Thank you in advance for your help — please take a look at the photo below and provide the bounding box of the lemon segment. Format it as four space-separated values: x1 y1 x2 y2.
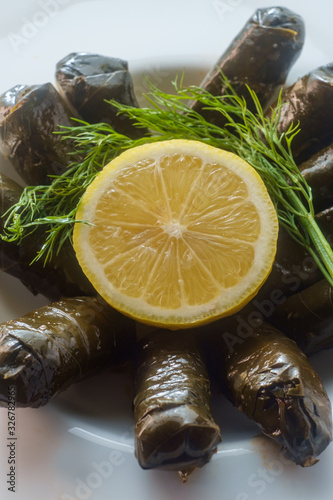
73 139 278 329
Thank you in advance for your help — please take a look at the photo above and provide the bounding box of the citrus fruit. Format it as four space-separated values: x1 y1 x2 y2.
73 139 278 329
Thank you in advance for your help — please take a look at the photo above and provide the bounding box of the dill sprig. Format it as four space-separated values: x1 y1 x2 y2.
2 75 333 285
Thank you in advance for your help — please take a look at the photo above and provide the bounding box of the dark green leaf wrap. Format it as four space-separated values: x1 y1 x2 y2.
255 205 333 302
0 172 95 300
0 83 80 185
271 279 333 354
206 321 332 466
257 225 319 298
133 330 221 473
314 206 333 242
267 63 333 163
0 296 135 408
192 6 304 125
298 143 333 212
55 52 144 138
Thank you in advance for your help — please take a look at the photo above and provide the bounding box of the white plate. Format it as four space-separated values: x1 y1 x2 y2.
1 1 333 499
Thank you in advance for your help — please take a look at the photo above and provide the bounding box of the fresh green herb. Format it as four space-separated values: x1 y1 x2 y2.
2 75 333 286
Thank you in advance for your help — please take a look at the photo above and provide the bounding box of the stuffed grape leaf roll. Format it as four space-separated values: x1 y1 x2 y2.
0 83 80 185
0 172 95 300
314 206 333 240
267 63 333 163
0 296 135 408
298 143 333 212
191 6 304 125
256 203 333 302
133 329 221 475
270 279 333 355
55 52 144 138
205 321 332 466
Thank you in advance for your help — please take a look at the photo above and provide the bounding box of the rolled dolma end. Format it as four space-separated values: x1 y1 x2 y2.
206 321 332 466
192 6 304 123
268 63 333 163
55 52 144 138
133 330 222 474
0 83 80 185
0 297 136 408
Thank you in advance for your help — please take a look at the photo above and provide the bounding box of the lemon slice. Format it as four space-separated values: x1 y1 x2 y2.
73 139 278 329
